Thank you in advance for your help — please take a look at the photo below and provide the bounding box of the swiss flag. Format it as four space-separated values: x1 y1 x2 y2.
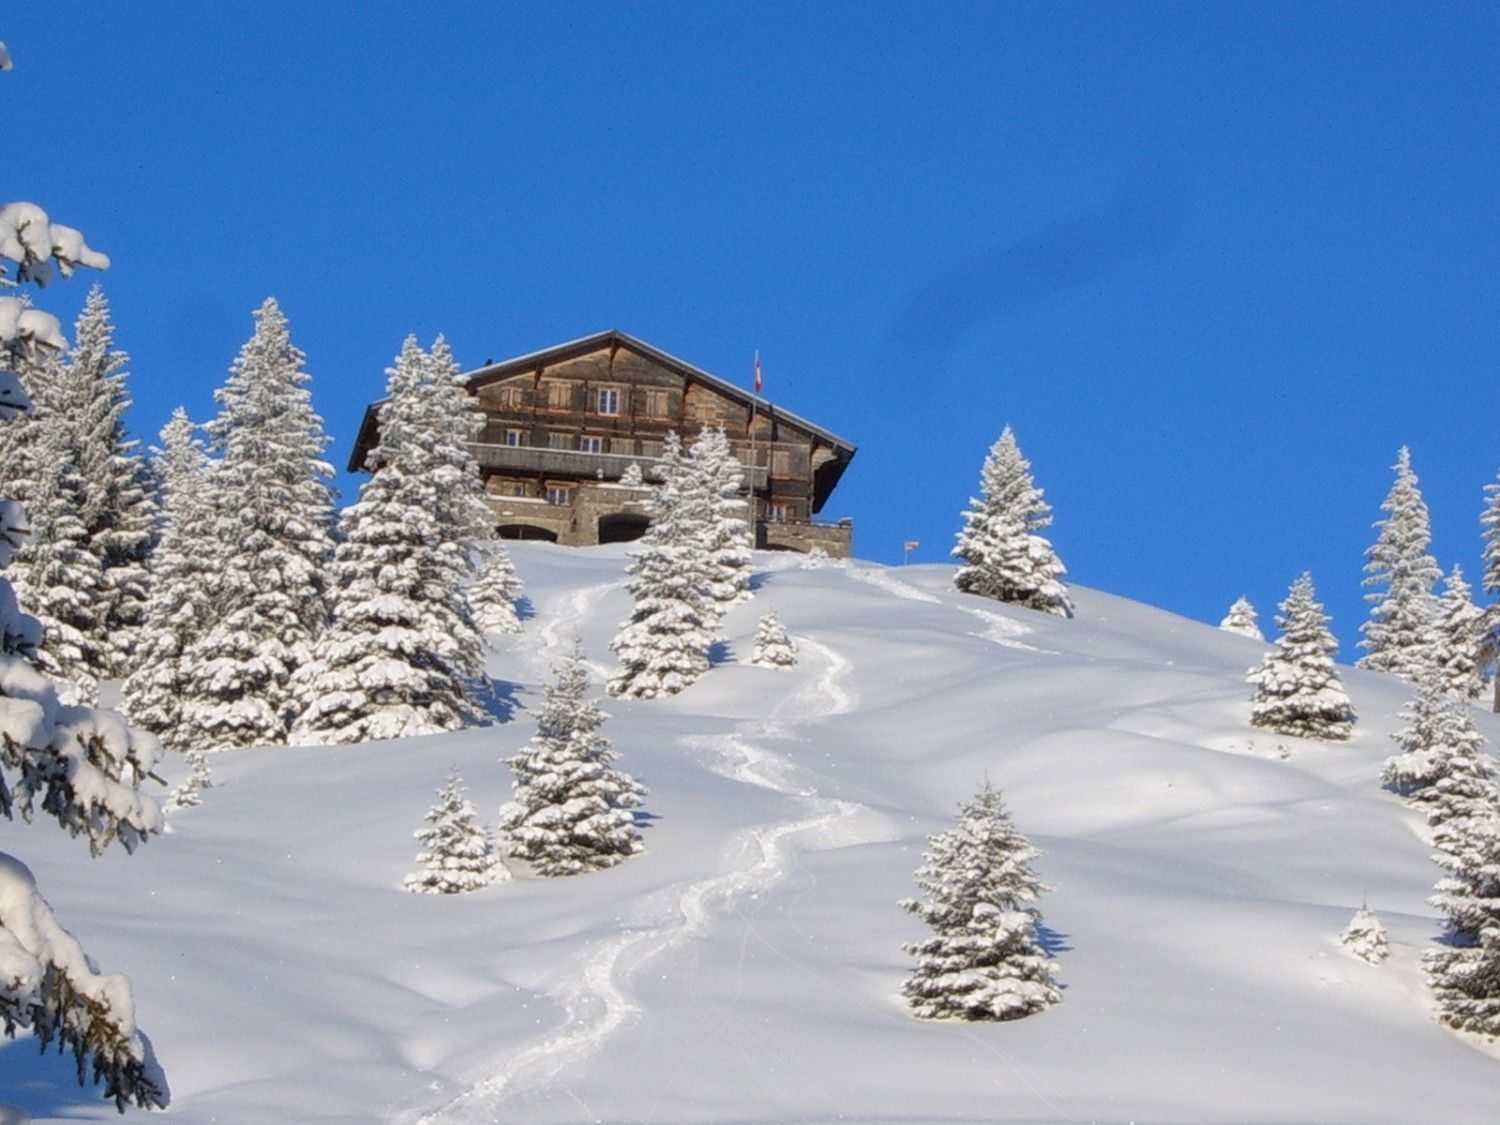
753 351 763 395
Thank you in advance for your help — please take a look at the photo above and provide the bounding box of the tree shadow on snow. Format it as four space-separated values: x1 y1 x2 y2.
481 678 522 724
0 1036 106 1119
513 595 537 621
709 640 735 667
748 571 774 592
1035 922 1073 963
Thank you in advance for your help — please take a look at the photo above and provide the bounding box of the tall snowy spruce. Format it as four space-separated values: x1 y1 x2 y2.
1434 565 1486 701
609 432 717 699
123 411 222 744
405 768 507 894
175 299 338 750
689 427 753 614
468 536 524 636
1479 465 1500 710
1219 596 1264 640
1358 446 1441 681
0 160 168 1108
50 286 156 674
901 780 1060 1021
952 425 1072 617
501 644 645 876
8 387 109 704
290 336 492 744
1422 736 1500 1035
1382 666 1487 800
1247 572 1355 741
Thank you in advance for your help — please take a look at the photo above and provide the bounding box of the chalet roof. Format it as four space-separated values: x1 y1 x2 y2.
465 329 856 456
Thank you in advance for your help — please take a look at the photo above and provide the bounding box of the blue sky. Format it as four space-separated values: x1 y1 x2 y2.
6 3 1498 651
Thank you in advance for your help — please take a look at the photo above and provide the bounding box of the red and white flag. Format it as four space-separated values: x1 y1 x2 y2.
753 351 763 395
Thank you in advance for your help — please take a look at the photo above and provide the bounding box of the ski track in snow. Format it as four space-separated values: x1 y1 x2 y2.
848 565 1050 652
525 578 621 679
405 614 888 1124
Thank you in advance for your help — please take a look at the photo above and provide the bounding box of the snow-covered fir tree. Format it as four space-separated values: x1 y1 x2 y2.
176 298 338 750
1219 596 1264 640
1422 740 1500 1035
122 410 222 745
608 432 717 699
290 336 491 744
1434 564 1486 700
165 749 213 812
952 425 1072 617
405 768 506 894
0 169 168 1110
619 461 644 487
750 608 797 668
689 427 752 613
502 644 645 876
1341 905 1389 964
1383 666 1488 800
901 780 1061 1020
469 536 524 636
1248 572 1355 741
9 395 109 704
50 286 155 674
1479 465 1500 710
1358 447 1441 682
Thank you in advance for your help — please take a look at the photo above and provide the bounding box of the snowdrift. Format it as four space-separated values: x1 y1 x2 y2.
4 543 1498 1123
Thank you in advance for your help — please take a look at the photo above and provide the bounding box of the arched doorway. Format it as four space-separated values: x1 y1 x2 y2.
497 523 559 543
597 512 650 545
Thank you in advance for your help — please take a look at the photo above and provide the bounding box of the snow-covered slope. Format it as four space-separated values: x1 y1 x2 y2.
4 543 1498 1123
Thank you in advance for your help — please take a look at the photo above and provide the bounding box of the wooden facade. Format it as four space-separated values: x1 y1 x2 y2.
348 330 857 555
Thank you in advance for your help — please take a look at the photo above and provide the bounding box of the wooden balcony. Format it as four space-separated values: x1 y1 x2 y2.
467 442 770 489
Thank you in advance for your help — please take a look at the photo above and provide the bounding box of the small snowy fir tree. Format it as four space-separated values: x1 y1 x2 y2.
1358 447 1441 682
290 336 492 744
1219 596 1264 640
502 644 645 876
175 298 338 751
0 168 168 1110
1383 666 1487 801
165 749 212 812
689 427 752 613
800 544 832 569
468 536 524 636
608 432 717 699
901 780 1061 1021
619 461 645 488
1340 905 1389 964
1248 572 1355 741
750 608 797 668
1434 565 1486 700
122 410 222 746
404 768 506 894
952 426 1072 617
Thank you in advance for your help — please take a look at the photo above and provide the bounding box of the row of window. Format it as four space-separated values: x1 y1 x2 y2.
497 429 801 475
500 382 672 418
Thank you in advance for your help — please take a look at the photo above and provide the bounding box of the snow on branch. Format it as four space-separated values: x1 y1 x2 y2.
0 854 168 1110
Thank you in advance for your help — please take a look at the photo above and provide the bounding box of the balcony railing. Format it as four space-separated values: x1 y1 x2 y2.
467 442 769 488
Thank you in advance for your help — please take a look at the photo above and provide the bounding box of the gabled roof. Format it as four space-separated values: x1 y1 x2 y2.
464 329 856 456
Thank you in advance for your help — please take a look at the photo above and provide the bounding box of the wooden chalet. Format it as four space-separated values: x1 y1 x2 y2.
348 330 857 555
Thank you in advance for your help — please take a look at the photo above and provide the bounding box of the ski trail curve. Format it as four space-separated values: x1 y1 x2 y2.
848 565 1053 653
402 624 889 1124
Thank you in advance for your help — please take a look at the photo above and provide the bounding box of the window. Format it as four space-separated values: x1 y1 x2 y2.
503 429 525 446
643 389 669 418
766 502 789 523
596 387 620 415
546 486 573 507
547 432 572 450
545 382 572 409
579 436 602 454
511 483 526 497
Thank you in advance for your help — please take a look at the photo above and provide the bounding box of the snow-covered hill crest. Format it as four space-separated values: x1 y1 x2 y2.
4 542 1498 1124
